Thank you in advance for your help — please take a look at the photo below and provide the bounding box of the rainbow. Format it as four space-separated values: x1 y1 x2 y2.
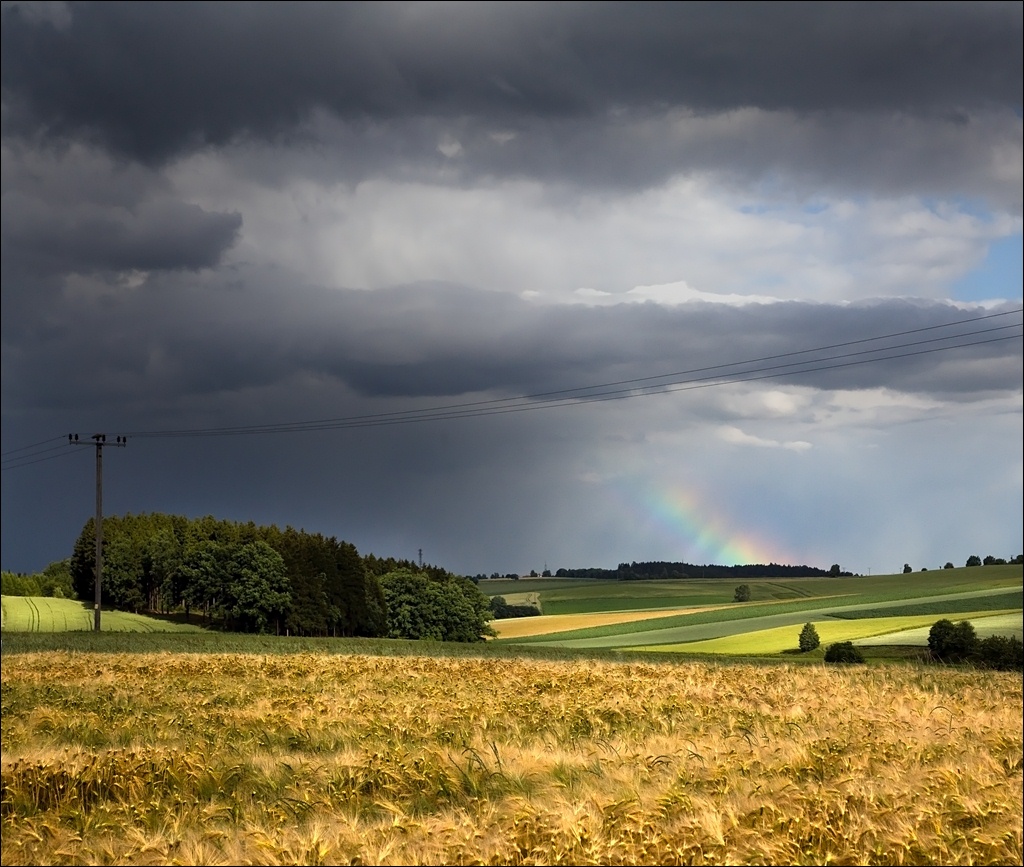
627 482 793 566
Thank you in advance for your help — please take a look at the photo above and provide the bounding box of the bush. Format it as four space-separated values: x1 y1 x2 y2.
928 618 977 663
823 641 864 664
975 635 1024 672
798 622 820 652
489 596 541 619
733 584 751 603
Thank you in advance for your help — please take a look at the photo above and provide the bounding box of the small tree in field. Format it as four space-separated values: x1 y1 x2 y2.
799 622 820 652
733 584 751 602
928 618 977 663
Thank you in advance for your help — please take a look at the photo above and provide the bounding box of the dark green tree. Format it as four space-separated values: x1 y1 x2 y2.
179 539 227 623
798 622 820 652
733 584 751 602
0 571 42 596
928 619 977 663
39 559 74 598
380 569 494 642
221 540 290 633
823 641 864 663
975 635 1023 671
102 533 147 612
965 555 982 567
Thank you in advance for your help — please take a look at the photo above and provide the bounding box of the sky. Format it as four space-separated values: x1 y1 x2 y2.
2 1 1022 579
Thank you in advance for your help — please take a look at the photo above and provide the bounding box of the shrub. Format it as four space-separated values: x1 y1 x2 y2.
798 622 820 652
823 641 864 664
975 635 1024 672
928 618 977 663
733 584 751 603
489 596 541 619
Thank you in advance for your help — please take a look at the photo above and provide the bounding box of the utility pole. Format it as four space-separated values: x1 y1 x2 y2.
69 434 127 631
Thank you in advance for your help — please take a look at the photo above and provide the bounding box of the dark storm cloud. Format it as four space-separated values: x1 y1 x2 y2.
2 194 241 276
2 1 1019 164
0 142 241 327
3 268 1019 418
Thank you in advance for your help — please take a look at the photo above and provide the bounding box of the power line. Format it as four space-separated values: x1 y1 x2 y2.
1 435 67 457
1 441 92 471
2 308 1020 458
122 309 1022 439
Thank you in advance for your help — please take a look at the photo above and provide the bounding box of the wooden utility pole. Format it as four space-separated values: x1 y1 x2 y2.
69 434 127 631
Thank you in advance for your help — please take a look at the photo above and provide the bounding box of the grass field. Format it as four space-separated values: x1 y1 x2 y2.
485 568 1023 617
488 567 1023 654
5 564 1021 661
0 596 205 634
639 610 1023 655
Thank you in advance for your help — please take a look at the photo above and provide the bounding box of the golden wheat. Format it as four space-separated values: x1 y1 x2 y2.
2 651 1021 865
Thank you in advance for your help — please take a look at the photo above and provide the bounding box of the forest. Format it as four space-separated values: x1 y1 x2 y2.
59 512 493 640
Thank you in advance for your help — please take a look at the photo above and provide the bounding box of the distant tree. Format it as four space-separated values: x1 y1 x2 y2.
902 564 912 574
975 635 1024 672
221 540 290 633
943 562 954 570
1012 554 1023 565
965 555 982 567
102 534 147 612
983 555 1007 566
542 569 551 577
928 619 977 663
381 569 495 642
824 641 864 664
798 622 820 652
179 540 226 623
490 595 541 619
828 564 841 577
0 571 42 596
733 584 751 603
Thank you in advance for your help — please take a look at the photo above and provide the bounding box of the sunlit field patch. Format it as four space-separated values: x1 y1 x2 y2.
638 610 1021 655
2 649 1021 865
490 606 720 639
856 611 1023 646
0 595 204 634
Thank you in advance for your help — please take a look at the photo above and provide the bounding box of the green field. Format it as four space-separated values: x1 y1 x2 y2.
1 596 205 634
488 566 1023 655
4 564 1021 660
639 610 1023 655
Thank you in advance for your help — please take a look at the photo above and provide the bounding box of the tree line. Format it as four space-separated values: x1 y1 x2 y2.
555 561 846 580
63 512 493 641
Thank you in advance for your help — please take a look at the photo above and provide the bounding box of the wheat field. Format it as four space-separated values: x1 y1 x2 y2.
2 650 1021 865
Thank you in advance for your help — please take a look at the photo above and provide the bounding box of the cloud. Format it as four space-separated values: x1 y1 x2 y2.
1 143 241 298
1 3 1019 206
2 2 1020 578
719 425 813 451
